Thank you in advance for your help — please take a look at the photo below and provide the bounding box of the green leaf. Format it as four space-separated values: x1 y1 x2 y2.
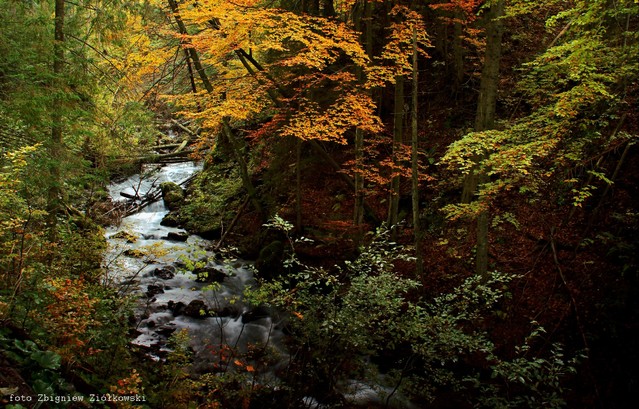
31 379 54 396
31 350 61 370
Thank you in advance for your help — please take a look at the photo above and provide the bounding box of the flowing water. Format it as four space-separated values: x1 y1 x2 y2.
105 162 287 377
105 162 414 407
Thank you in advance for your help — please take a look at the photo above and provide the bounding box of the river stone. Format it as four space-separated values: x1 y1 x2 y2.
193 266 227 283
123 248 145 258
157 325 176 337
165 231 188 242
242 305 270 324
168 301 185 316
146 284 164 297
153 267 175 280
160 212 181 227
160 182 184 211
214 305 242 318
109 230 139 243
183 300 210 318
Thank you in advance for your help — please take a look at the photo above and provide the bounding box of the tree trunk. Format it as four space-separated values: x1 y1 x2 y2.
472 0 505 278
475 1 504 133
388 75 404 238
411 27 423 277
308 0 320 15
353 0 373 229
168 0 262 215
222 119 263 215
184 49 198 94
48 0 66 234
296 138 303 231
167 0 213 93
322 0 336 17
452 10 464 96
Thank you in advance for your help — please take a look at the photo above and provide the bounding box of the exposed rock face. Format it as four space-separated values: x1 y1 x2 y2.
160 181 185 211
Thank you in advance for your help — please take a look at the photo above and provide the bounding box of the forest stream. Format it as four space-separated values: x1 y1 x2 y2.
105 162 288 376
3 1 638 407
103 162 413 408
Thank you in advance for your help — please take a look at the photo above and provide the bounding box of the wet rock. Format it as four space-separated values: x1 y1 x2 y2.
168 301 186 316
165 231 189 242
157 325 176 337
214 305 242 318
124 248 146 258
242 305 270 324
110 230 139 243
121 279 139 286
161 212 181 227
183 300 210 318
160 182 185 211
153 267 175 280
147 320 156 328
128 328 143 337
146 284 164 297
194 266 227 283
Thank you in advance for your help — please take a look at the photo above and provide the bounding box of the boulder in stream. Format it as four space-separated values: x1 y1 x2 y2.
160 181 185 211
165 231 189 242
160 212 181 227
193 266 227 283
168 301 186 316
183 300 210 318
146 284 165 297
152 267 175 280
157 325 177 337
109 230 139 243
242 305 271 324
214 305 242 319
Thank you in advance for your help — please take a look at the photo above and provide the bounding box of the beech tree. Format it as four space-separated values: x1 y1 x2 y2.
469 0 505 277
442 0 638 277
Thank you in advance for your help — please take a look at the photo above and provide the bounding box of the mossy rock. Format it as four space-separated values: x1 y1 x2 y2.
160 182 185 211
160 212 181 227
180 163 244 238
110 230 139 243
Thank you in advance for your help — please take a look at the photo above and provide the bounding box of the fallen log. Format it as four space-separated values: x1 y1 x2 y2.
113 149 194 164
123 170 199 216
120 192 139 200
152 142 182 150
171 119 199 137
